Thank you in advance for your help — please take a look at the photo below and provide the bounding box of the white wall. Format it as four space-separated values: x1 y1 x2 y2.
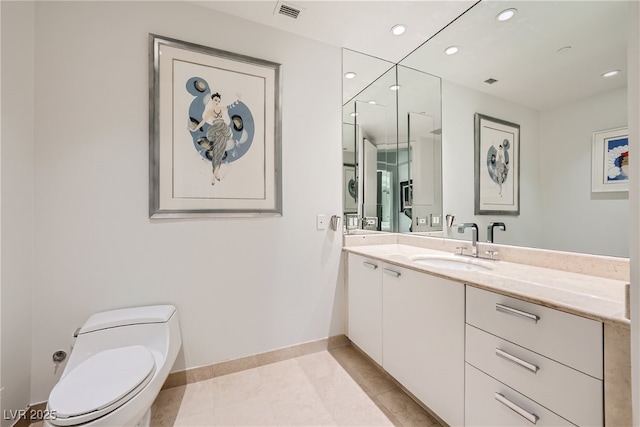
26 1 343 403
442 81 543 247
0 1 35 422
539 88 628 257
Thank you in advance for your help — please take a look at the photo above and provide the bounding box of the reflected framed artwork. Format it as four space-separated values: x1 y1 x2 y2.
474 113 520 216
591 127 628 193
343 164 357 213
149 34 282 218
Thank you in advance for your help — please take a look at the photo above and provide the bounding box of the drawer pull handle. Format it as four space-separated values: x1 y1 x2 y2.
495 348 539 374
363 262 378 270
496 303 540 323
382 268 401 278
495 392 539 425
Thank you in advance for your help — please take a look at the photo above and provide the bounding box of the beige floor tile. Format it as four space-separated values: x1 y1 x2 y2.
151 347 443 427
213 396 277 426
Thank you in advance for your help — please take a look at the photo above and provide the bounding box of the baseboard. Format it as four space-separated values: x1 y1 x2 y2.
162 334 350 390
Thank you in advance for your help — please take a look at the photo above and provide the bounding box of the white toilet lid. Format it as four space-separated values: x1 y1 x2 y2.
48 345 156 426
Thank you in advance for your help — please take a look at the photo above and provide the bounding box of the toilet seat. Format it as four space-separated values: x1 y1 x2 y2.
48 345 156 426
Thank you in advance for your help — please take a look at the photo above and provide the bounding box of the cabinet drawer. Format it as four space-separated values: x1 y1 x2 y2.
466 286 603 379
466 363 575 427
466 325 603 427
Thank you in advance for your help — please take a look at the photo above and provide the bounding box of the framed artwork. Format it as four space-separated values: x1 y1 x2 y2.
343 165 357 213
149 34 282 218
400 180 413 212
474 113 520 216
591 127 629 193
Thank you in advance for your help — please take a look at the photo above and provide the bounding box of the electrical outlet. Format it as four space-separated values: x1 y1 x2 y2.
316 214 327 230
418 218 427 225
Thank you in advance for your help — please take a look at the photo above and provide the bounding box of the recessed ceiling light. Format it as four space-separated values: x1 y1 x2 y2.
602 70 621 78
391 24 406 36
496 8 517 22
389 84 401 91
368 100 377 104
444 46 459 55
344 72 356 79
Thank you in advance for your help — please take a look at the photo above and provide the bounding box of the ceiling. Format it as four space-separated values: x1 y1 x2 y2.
189 1 476 63
192 1 628 113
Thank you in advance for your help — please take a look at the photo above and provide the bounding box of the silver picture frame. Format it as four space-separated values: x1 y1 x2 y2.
149 34 282 218
474 113 520 216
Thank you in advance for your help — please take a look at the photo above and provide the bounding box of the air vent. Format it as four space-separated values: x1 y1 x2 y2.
276 2 301 19
484 78 498 84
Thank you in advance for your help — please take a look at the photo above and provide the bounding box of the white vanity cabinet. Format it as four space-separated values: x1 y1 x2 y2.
347 254 383 364
382 263 465 427
465 286 603 427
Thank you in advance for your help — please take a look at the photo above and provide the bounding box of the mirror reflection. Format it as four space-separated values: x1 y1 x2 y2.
343 0 628 257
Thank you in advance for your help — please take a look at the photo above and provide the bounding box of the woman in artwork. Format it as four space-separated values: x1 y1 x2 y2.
190 92 236 184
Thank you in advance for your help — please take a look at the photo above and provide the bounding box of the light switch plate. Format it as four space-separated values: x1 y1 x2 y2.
316 214 327 230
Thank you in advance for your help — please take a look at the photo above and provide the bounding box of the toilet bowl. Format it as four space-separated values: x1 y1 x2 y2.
43 305 182 427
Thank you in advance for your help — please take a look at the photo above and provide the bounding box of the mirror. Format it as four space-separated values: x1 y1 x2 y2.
342 54 444 233
343 0 629 257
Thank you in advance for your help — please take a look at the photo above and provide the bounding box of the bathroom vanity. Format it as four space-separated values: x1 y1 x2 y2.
343 234 630 427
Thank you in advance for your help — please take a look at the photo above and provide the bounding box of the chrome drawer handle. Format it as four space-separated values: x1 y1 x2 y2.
495 348 539 374
362 262 378 270
382 268 401 278
495 392 539 425
496 303 540 323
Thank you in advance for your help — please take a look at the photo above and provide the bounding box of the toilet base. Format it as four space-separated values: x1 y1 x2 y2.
135 409 151 427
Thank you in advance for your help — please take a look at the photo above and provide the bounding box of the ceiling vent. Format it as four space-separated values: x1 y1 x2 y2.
275 1 302 19
484 78 498 85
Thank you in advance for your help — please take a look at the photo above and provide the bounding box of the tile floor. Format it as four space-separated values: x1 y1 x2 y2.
151 345 443 426
29 345 443 427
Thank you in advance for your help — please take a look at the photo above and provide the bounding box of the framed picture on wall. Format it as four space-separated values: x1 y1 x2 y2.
591 127 629 193
343 164 357 213
474 113 520 215
149 34 282 218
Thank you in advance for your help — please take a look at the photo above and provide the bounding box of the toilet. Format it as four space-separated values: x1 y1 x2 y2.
43 305 182 427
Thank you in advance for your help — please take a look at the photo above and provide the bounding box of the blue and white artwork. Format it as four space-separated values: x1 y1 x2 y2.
605 136 629 182
486 139 511 197
186 77 255 185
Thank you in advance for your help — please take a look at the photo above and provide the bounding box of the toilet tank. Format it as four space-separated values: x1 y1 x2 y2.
79 305 176 334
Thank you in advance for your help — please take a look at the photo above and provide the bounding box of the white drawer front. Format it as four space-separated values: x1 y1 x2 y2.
466 363 576 427
466 286 603 379
466 325 603 427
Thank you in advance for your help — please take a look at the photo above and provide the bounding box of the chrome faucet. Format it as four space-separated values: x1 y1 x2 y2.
457 223 478 257
487 222 506 243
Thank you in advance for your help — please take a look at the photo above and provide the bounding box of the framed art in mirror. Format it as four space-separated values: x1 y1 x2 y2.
591 127 629 193
474 113 520 216
149 34 282 218
343 164 358 213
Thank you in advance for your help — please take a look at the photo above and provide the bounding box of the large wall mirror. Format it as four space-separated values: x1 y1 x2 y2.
343 0 628 258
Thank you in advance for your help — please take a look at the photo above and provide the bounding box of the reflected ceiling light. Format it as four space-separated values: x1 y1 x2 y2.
391 24 406 36
350 112 359 117
389 84 401 91
368 100 377 104
496 8 517 21
602 70 620 78
444 46 459 55
344 72 356 79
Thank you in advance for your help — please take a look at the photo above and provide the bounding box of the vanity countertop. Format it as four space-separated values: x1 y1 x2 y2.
344 243 628 327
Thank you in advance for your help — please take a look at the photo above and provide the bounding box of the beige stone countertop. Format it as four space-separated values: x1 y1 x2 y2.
344 244 629 327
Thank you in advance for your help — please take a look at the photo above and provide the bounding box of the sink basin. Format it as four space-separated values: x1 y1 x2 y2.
409 255 494 272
